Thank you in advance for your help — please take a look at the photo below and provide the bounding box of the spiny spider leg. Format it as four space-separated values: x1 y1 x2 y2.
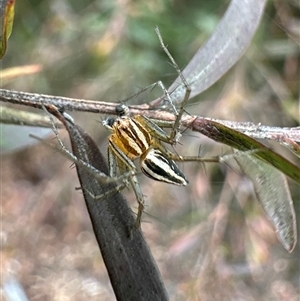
108 140 145 228
39 105 137 203
155 26 191 143
120 82 159 104
155 80 178 116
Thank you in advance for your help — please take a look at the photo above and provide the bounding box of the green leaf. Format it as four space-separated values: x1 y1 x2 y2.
0 0 15 59
194 119 300 184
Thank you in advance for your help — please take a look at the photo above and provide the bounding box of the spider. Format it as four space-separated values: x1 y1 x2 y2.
102 103 189 227
103 104 188 184
102 96 225 228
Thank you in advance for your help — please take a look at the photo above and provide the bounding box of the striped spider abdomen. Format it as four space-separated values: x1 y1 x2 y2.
141 148 188 186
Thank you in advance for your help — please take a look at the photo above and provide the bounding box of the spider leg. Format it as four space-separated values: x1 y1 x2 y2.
128 174 145 228
38 105 136 207
83 181 128 201
108 142 145 228
149 137 220 164
40 105 115 183
135 115 173 144
155 80 178 116
155 26 191 143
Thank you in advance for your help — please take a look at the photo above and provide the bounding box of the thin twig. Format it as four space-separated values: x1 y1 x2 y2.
1 89 299 143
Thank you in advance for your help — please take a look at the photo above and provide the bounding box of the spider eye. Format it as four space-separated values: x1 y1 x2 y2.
115 104 129 116
103 117 115 130
141 149 188 186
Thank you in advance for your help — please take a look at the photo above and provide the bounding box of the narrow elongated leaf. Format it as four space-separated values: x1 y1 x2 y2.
48 108 169 301
0 0 15 59
235 155 297 252
164 0 267 104
191 118 300 185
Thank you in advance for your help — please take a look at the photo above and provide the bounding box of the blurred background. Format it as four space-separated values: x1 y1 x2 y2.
1 0 299 300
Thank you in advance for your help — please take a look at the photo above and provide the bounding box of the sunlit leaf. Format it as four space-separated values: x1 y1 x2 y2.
235 154 297 252
0 0 15 59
